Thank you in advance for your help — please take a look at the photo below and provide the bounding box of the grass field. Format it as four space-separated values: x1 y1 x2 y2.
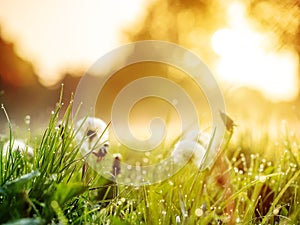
0 94 299 225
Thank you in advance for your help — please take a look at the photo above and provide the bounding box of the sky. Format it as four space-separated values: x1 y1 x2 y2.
0 0 299 102
0 0 149 86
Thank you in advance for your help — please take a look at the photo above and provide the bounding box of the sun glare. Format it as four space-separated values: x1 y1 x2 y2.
211 1 299 102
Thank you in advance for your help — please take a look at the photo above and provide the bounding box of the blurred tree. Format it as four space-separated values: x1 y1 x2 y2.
123 0 226 63
0 37 36 88
124 0 300 98
247 0 300 51
0 32 80 129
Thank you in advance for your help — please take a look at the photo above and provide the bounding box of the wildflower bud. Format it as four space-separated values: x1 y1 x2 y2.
112 153 122 176
81 163 87 181
92 143 109 162
219 111 236 132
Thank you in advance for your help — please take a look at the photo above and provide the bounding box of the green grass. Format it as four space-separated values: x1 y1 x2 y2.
0 95 299 224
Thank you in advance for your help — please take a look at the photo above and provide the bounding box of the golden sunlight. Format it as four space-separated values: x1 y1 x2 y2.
0 0 148 86
211 1 299 102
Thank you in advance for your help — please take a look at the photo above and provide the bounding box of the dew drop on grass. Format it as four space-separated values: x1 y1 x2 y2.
195 208 204 217
143 157 149 163
273 207 280 215
158 154 163 159
236 217 241 223
258 175 266 182
25 115 31 125
51 174 57 181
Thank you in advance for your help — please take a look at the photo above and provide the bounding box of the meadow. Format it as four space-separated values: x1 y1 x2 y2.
0 92 299 225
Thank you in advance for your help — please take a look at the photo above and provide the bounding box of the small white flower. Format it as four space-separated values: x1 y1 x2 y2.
2 139 34 158
75 117 109 154
171 139 206 168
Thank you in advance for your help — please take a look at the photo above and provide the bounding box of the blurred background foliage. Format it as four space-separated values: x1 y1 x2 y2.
0 0 300 139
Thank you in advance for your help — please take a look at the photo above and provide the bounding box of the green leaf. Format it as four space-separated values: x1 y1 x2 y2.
3 170 40 193
52 182 87 205
3 218 45 225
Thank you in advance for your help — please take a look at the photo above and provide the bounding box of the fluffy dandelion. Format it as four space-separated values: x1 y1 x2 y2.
171 140 206 168
75 117 109 154
2 139 34 159
184 129 211 148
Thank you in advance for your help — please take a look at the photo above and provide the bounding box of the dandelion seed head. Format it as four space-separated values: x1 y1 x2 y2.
183 129 211 148
75 117 109 153
171 140 206 168
2 139 34 158
87 129 97 142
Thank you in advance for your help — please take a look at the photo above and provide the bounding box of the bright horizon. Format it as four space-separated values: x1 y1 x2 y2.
0 0 298 102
